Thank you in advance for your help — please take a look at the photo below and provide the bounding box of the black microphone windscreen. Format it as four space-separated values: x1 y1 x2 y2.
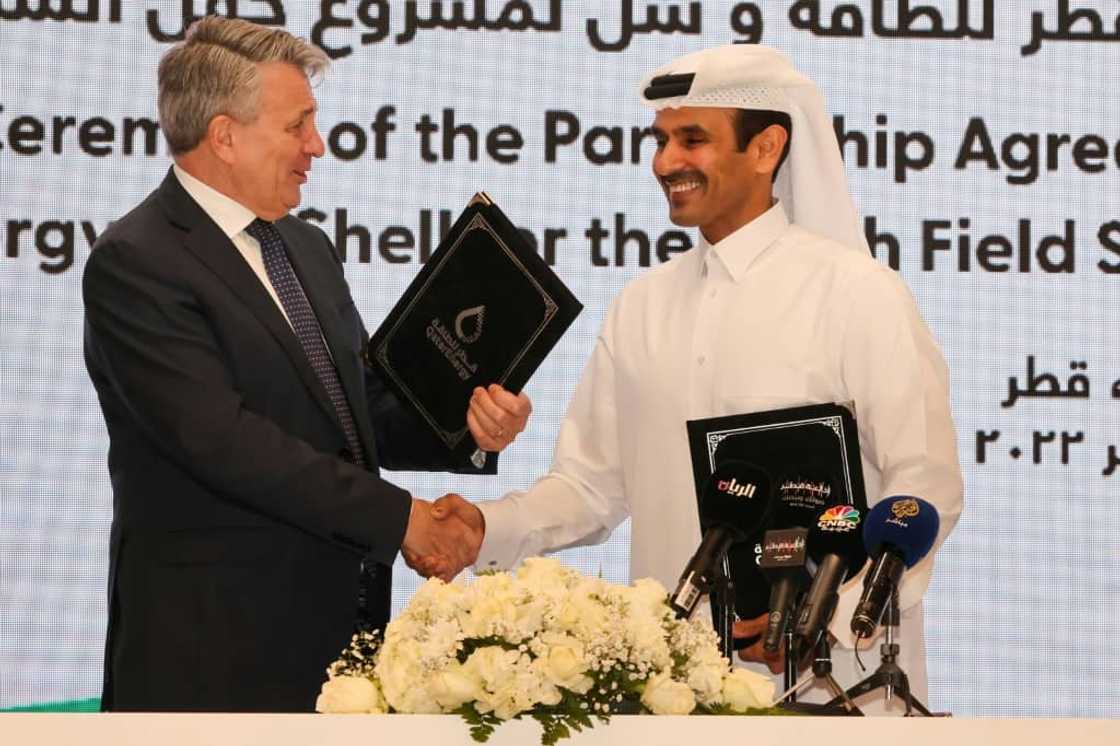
700 460 772 540
806 505 867 582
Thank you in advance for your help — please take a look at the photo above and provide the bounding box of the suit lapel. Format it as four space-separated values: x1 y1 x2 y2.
155 172 342 432
276 218 379 464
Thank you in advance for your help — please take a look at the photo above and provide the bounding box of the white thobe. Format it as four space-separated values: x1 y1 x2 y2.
477 202 963 713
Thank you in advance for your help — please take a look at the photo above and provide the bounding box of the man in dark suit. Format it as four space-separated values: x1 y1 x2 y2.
81 16 527 712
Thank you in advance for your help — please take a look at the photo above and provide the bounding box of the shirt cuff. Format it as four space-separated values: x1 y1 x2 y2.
474 498 525 572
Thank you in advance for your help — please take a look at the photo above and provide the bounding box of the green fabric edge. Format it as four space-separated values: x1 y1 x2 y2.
0 697 101 713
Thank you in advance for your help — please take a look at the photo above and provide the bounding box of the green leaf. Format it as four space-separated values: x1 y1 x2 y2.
457 635 523 662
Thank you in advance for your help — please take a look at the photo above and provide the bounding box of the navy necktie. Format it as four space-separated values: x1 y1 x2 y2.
246 218 384 631
246 218 366 468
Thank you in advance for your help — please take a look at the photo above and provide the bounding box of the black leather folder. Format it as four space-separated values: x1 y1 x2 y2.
368 193 583 468
686 402 869 620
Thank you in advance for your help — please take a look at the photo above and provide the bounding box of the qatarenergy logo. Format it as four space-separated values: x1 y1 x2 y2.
425 315 479 382
454 305 485 344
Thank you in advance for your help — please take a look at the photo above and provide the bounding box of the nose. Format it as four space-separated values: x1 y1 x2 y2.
652 140 681 178
306 122 326 158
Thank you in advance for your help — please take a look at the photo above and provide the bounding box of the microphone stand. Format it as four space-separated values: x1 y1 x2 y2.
823 588 938 716
713 556 736 661
772 632 863 715
809 635 862 714
784 627 797 701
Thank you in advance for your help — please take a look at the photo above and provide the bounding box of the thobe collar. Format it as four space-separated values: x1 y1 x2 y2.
697 200 789 283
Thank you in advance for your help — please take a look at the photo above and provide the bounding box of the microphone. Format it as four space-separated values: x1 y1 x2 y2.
850 496 940 639
792 505 867 646
669 461 772 619
753 472 836 650
759 526 809 652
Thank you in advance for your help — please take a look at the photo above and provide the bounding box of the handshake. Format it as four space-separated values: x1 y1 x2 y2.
398 383 530 580
401 494 485 581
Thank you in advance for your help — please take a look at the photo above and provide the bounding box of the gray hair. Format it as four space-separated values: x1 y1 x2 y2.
158 16 329 155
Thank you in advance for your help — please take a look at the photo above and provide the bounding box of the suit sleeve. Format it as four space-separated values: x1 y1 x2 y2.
83 238 412 565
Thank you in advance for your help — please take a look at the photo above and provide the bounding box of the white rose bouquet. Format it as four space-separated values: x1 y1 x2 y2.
317 558 779 744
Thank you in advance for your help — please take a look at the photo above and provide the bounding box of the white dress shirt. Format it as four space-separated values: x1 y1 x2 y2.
172 164 293 329
476 201 963 710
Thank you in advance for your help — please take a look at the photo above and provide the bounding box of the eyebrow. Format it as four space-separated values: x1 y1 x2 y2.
290 105 317 124
651 123 710 138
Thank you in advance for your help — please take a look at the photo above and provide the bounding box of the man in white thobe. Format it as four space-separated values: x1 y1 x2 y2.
434 44 963 714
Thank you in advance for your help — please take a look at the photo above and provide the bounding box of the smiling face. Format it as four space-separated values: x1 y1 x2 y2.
224 61 325 220
651 106 781 245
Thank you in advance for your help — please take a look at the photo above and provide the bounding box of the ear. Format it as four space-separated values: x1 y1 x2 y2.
206 114 238 166
751 124 788 178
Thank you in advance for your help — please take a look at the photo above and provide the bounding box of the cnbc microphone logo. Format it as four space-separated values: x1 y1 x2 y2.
717 477 757 499
817 505 861 532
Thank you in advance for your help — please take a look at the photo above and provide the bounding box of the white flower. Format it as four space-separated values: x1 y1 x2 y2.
489 667 561 719
687 662 726 706
721 667 776 712
555 581 610 637
460 575 522 639
628 577 670 618
411 576 468 609
625 617 673 670
322 556 771 739
534 632 593 694
511 596 550 640
466 646 560 720
641 671 696 715
429 662 482 710
315 675 386 714
516 556 575 595
463 646 522 691
418 617 464 663
375 639 440 713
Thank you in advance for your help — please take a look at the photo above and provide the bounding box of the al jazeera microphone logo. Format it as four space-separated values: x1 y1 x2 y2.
886 497 921 528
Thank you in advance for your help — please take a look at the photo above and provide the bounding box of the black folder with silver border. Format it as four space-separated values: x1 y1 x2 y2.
367 193 583 468
686 402 869 620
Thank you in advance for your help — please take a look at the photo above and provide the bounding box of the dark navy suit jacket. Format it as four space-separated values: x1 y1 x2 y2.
83 170 482 711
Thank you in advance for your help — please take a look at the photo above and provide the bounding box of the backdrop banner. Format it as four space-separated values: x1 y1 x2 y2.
1 1 1117 717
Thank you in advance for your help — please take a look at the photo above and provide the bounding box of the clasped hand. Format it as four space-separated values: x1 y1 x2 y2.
399 385 526 580
401 495 485 581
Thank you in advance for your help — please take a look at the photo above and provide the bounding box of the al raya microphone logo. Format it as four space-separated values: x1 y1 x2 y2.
716 477 757 499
